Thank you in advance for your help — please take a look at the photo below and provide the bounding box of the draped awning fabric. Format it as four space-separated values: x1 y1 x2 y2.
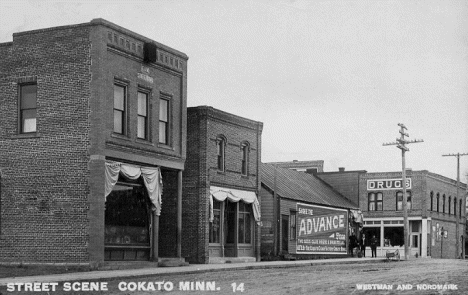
105 161 163 215
350 209 364 225
209 186 261 224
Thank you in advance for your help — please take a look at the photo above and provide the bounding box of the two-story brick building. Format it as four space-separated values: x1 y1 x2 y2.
0 19 188 265
318 169 467 258
182 106 263 264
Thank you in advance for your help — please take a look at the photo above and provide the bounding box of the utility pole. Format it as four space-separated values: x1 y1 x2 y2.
383 123 423 260
442 152 468 259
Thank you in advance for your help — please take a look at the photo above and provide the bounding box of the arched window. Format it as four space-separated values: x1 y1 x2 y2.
216 136 226 172
442 194 446 213
396 191 412 211
454 198 457 217
448 196 451 215
430 191 433 211
460 199 463 217
240 141 250 176
436 193 440 212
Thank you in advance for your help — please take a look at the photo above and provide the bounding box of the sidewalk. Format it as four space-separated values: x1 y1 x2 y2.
0 257 387 285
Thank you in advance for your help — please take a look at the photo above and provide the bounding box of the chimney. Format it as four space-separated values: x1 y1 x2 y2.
338 167 345 172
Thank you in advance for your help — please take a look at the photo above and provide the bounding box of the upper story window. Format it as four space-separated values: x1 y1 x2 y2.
113 84 126 134
159 98 169 144
216 136 226 172
137 91 148 140
454 197 457 217
368 192 383 211
396 191 412 211
459 199 463 217
19 84 37 133
241 142 250 176
442 194 446 213
436 193 440 212
430 191 434 211
448 196 452 215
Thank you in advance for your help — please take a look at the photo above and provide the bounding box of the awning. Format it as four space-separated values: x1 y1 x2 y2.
105 161 163 215
209 186 261 224
350 209 364 225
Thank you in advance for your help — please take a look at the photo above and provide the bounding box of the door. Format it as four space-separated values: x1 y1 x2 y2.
282 215 289 252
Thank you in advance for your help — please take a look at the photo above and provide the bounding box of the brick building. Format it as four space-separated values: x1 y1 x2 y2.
318 169 467 258
260 163 360 259
0 19 188 265
182 106 263 264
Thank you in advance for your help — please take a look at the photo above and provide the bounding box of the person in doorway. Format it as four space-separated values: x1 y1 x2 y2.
360 234 366 257
370 235 377 258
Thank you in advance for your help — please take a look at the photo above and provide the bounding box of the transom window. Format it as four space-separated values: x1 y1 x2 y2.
368 192 383 211
396 191 412 211
19 84 37 133
137 92 148 140
113 84 126 134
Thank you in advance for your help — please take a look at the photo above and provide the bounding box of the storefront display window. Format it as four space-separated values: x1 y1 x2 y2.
383 227 404 247
209 200 221 243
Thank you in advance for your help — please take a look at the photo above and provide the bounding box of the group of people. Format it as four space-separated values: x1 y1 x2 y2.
349 233 378 257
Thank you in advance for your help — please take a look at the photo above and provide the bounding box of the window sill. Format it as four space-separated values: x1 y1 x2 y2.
110 133 132 142
10 133 40 139
136 138 154 147
217 171 226 175
157 143 174 151
241 175 249 179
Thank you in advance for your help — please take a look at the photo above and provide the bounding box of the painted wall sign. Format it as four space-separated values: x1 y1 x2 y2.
367 178 412 191
295 203 348 255
137 73 154 84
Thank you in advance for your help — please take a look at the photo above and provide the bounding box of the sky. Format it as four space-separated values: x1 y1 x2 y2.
1 0 467 182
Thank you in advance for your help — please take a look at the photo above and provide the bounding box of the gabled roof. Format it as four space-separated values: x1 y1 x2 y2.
261 163 358 210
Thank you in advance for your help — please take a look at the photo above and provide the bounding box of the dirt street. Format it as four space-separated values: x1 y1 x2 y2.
2 259 468 295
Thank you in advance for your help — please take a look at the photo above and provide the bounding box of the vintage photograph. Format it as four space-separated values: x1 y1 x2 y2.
0 0 467 294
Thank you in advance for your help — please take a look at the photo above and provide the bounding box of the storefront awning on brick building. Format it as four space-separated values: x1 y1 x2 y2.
209 186 261 224
104 161 163 215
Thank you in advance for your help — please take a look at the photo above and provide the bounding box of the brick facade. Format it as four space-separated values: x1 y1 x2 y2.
0 19 188 264
317 169 467 258
182 106 263 264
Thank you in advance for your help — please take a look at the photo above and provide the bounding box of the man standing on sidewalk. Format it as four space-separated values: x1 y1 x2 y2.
370 235 377 258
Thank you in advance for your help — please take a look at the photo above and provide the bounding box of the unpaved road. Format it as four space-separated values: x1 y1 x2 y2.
2 259 468 294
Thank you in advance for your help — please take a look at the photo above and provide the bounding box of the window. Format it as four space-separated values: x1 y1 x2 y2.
448 197 452 215
238 202 251 244
241 142 249 176
113 84 126 134
442 195 446 213
396 191 412 211
159 98 169 144
436 193 440 212
454 198 457 217
137 92 148 139
290 211 297 240
209 200 221 243
216 137 226 172
430 191 434 211
460 199 463 217
368 192 383 211
19 84 37 133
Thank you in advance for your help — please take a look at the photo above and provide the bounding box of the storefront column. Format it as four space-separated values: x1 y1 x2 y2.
380 223 384 257
421 219 428 257
152 213 159 261
177 170 182 258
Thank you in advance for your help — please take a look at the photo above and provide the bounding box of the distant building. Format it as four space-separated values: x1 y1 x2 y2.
267 160 324 174
260 163 360 259
0 19 188 265
318 169 467 258
183 106 263 263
